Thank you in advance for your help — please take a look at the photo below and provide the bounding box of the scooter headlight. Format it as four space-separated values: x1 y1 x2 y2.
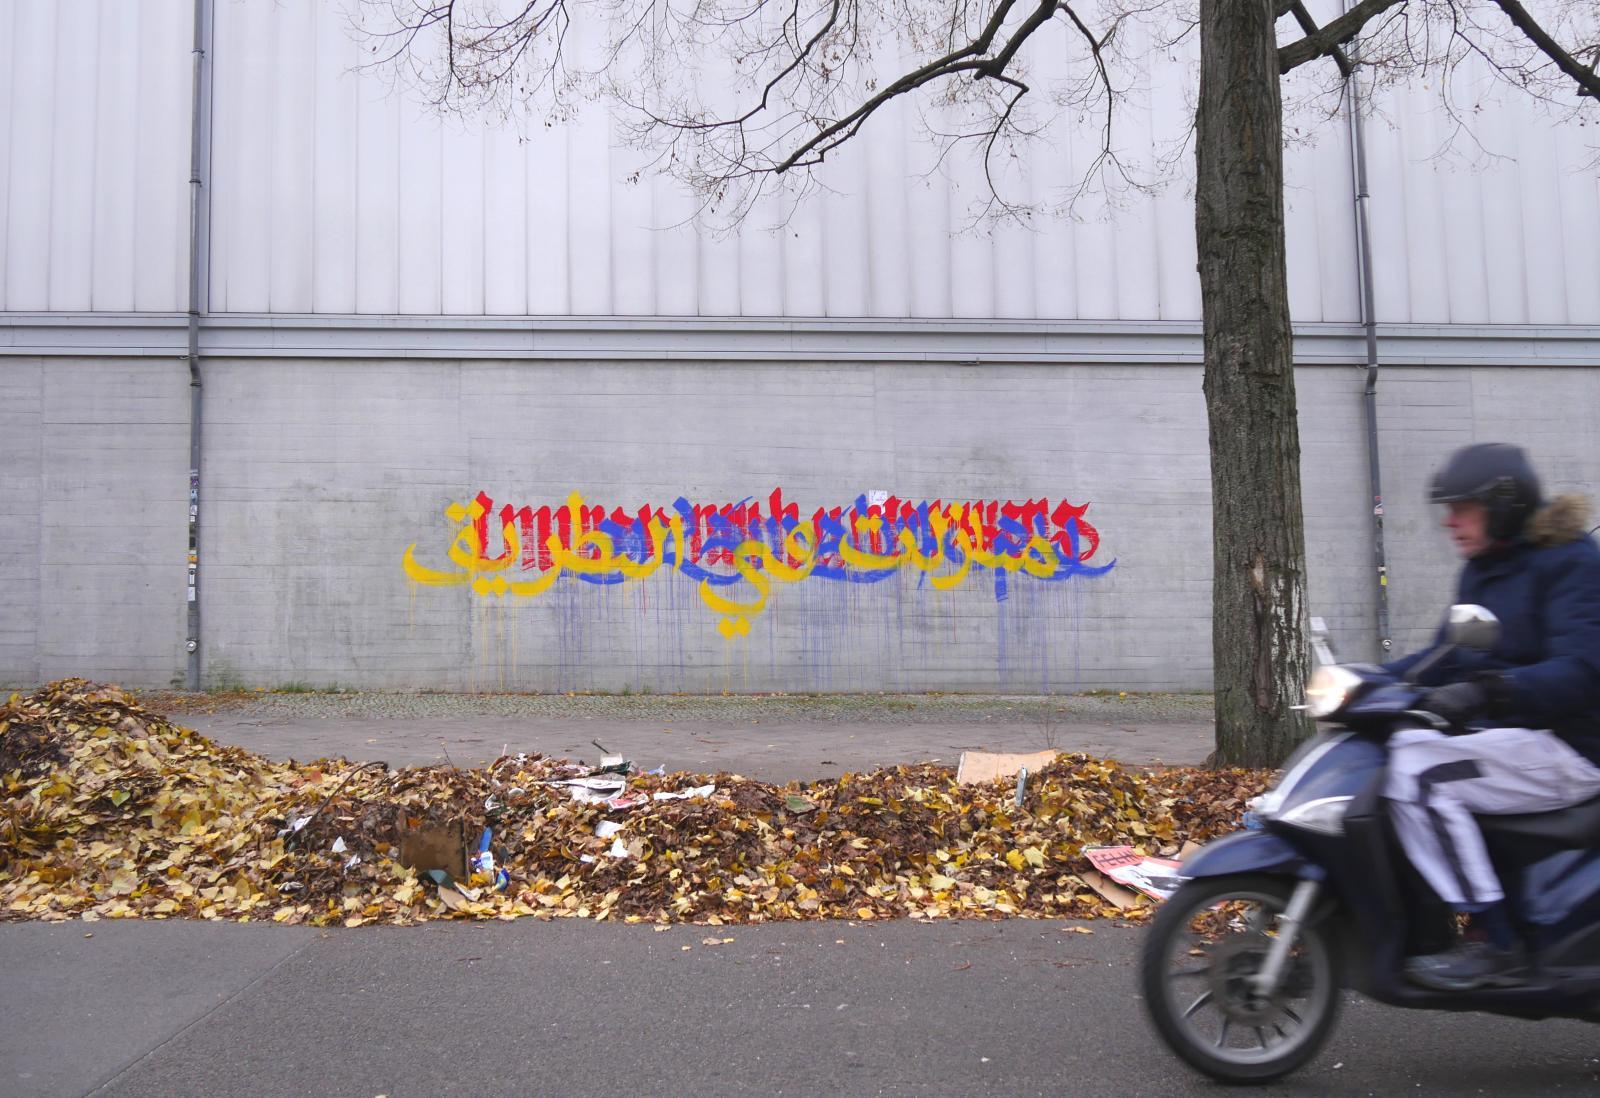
1304 665 1363 719
1278 795 1354 835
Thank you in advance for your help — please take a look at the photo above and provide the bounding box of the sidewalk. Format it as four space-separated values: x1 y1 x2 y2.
161 691 1216 780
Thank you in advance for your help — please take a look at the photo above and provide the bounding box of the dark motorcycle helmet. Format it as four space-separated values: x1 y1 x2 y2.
1428 442 1543 542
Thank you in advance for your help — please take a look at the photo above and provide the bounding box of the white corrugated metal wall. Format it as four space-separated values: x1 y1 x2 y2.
1 0 1596 324
0 1 192 313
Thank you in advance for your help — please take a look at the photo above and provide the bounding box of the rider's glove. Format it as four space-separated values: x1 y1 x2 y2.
1420 680 1490 731
1420 673 1514 732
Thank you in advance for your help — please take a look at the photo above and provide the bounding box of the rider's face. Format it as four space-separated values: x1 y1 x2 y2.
1442 500 1491 558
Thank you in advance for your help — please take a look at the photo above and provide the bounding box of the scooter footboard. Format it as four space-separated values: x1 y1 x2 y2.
1180 831 1310 880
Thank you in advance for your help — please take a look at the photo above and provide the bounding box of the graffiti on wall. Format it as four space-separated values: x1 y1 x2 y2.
403 490 1114 637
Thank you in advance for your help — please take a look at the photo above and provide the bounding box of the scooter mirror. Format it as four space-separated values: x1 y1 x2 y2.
1446 604 1500 651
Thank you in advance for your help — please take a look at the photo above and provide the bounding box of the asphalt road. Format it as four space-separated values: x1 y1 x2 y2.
6 918 1597 1098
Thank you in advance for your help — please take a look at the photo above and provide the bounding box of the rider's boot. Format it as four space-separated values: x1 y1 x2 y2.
1404 940 1528 990
1404 902 1528 991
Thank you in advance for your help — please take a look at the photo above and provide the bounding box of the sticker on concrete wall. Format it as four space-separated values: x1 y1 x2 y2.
402 489 1114 638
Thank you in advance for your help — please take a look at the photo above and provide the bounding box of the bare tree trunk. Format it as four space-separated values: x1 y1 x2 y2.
1196 0 1314 767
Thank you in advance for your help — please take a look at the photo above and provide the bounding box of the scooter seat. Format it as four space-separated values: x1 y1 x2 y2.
1478 794 1600 843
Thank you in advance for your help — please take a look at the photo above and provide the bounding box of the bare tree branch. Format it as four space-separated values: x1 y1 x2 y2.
1486 0 1600 97
746 0 1055 173
358 0 1598 226
1284 1 1352 78
1278 0 1405 74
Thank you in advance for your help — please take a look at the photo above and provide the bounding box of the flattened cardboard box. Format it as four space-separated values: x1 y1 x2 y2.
956 749 1059 786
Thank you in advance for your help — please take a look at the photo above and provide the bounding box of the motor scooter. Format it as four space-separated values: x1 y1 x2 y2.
1140 605 1600 1084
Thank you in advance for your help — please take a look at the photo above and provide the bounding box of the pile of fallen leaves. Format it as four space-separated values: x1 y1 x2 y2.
1 681 1268 927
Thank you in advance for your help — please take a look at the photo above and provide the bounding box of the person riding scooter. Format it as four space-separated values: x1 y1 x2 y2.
1384 442 1600 990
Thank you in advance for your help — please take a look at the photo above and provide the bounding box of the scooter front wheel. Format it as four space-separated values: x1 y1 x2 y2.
1140 874 1341 1085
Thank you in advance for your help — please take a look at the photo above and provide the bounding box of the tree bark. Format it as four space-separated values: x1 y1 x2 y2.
1197 0 1314 767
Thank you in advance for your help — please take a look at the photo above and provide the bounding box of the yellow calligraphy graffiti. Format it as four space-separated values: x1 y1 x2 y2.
403 492 1109 637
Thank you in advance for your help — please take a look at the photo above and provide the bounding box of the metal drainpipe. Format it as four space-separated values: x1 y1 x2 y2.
1346 49 1393 656
184 0 212 689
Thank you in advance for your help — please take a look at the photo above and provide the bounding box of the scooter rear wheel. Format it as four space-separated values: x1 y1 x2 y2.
1140 874 1341 1085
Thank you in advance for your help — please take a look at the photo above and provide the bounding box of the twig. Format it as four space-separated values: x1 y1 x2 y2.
283 761 387 850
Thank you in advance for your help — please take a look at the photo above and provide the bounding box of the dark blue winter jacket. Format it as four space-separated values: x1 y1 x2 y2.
1387 496 1600 765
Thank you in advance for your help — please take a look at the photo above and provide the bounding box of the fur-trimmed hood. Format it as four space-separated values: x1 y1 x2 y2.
1526 494 1594 548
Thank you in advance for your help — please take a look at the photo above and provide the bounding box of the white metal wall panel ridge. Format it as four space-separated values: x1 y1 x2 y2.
1 1 1595 323
5 313 1600 367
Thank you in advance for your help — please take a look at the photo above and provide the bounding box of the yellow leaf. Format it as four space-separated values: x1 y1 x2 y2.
1005 850 1026 872
1024 847 1047 868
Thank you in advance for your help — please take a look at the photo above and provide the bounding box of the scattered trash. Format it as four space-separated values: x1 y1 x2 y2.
400 820 470 879
549 776 628 803
0 679 1268 928
281 815 313 837
1083 846 1186 903
469 827 510 892
1015 767 1028 808
331 837 347 855
651 785 715 802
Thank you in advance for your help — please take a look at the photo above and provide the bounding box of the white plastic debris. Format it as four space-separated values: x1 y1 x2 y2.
277 814 313 839
652 784 716 801
331 837 348 854
548 776 628 804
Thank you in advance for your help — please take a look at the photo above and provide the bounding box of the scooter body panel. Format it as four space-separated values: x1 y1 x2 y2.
1179 831 1309 881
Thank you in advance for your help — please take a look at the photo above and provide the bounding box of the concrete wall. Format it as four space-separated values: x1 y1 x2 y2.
0 357 189 686
4 353 1595 692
